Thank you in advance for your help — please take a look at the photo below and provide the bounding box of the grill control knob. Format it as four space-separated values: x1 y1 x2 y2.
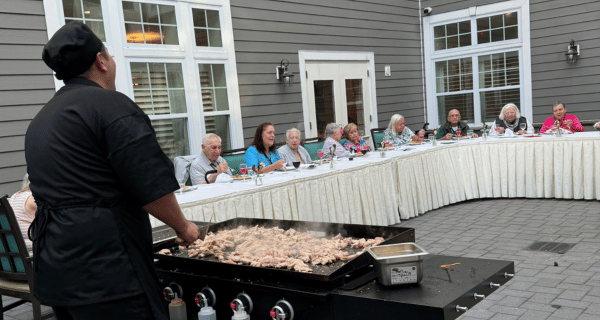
473 293 485 300
270 299 294 320
231 292 253 320
489 282 501 288
195 287 216 308
504 272 515 278
455 305 468 312
163 282 184 301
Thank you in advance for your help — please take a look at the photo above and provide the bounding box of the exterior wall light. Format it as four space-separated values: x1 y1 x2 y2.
276 59 294 87
565 40 580 64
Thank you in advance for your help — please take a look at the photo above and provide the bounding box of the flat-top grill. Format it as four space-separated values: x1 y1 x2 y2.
153 219 514 320
154 218 415 287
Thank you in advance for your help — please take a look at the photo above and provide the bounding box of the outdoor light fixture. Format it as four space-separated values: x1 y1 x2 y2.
276 59 294 87
565 40 580 64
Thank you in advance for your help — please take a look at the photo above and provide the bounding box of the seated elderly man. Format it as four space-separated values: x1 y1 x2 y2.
322 123 350 158
190 133 232 185
435 109 478 140
489 103 534 135
596 121 600 130
278 128 312 165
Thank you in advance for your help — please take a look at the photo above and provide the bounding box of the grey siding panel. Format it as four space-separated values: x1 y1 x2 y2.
424 0 600 125
0 0 51 195
231 0 425 145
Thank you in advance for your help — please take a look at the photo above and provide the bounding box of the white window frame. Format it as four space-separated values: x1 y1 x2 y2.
423 0 531 128
298 51 378 138
42 0 243 154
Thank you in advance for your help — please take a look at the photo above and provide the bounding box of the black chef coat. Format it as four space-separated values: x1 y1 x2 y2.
25 77 179 319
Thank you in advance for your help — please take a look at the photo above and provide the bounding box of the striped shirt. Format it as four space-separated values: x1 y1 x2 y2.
8 191 34 254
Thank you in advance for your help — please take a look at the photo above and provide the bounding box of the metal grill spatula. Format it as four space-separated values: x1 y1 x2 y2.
176 212 215 244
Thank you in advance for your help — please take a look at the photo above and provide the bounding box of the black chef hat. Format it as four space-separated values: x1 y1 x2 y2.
42 21 104 81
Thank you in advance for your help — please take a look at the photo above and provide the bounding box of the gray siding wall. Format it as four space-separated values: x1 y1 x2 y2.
423 0 600 124
230 0 426 145
0 0 54 196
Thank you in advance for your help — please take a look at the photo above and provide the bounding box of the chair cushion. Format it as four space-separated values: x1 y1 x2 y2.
303 141 324 160
372 132 385 148
222 154 246 175
0 277 30 293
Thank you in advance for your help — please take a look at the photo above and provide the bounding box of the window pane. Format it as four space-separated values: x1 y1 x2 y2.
477 17 489 31
199 64 229 112
166 64 184 88
144 24 161 44
141 3 159 23
447 59 460 76
201 89 215 112
82 0 102 19
195 29 209 47
459 21 470 34
131 62 150 88
505 12 518 26
125 23 144 43
506 69 520 86
437 93 474 124
446 23 458 36
480 89 520 122
490 15 503 29
434 26 445 38
435 61 448 77
461 75 473 90
448 76 461 92
478 30 490 44
491 28 504 42
192 8 207 27
83 20 105 42
122 2 142 22
206 10 220 28
505 26 518 40
314 80 335 137
208 30 222 47
198 64 214 87
63 0 83 18
436 77 447 93
461 58 473 74
161 26 179 45
214 88 229 111
345 79 365 135
459 34 471 47
204 115 231 150
159 4 176 24
447 36 458 49
151 118 189 160
506 51 519 69
435 39 446 50
212 65 227 87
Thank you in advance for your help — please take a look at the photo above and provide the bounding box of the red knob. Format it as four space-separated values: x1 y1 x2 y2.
195 297 200 304
270 310 277 318
230 302 236 309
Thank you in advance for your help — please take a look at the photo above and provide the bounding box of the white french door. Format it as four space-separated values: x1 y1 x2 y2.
304 60 373 138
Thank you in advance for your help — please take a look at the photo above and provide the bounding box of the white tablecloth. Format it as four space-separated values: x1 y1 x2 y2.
150 132 600 227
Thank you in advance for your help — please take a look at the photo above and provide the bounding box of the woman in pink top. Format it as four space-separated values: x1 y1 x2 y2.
539 101 585 134
7 174 36 254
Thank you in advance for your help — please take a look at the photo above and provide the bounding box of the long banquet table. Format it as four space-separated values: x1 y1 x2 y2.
150 132 600 227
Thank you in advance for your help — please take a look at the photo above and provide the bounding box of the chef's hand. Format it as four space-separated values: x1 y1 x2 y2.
443 133 453 140
176 221 200 246
216 162 228 174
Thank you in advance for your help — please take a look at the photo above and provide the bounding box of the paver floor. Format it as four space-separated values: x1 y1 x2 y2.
3 198 599 319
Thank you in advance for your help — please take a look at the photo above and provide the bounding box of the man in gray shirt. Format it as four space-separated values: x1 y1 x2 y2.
190 133 232 185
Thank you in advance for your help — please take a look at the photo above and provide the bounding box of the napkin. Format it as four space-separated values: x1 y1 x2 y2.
505 128 515 136
215 172 233 183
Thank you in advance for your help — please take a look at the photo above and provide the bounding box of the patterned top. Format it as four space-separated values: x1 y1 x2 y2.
540 114 585 133
343 137 371 152
383 127 415 145
8 191 34 254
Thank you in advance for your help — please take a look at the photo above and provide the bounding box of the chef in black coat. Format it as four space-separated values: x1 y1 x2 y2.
25 22 199 320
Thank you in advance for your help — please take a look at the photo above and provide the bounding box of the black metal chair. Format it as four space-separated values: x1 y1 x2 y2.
221 147 247 157
0 195 52 319
370 127 387 148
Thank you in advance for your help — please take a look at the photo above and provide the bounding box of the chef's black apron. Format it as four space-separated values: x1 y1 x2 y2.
25 78 179 320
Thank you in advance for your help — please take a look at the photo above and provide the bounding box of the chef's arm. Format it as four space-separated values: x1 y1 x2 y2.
143 193 199 245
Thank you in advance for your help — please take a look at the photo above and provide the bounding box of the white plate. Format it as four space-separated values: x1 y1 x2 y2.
178 186 198 193
498 135 518 139
232 175 251 180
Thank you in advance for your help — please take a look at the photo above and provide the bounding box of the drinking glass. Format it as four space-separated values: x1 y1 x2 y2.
455 129 462 137
239 164 248 182
467 129 474 140
520 123 527 134
293 160 301 170
177 176 186 195
317 149 325 163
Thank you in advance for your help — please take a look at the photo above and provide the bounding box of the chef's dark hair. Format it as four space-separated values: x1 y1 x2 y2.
251 122 276 154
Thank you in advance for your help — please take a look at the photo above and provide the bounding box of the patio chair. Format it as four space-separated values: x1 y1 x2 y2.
173 155 198 186
370 127 387 148
0 195 53 320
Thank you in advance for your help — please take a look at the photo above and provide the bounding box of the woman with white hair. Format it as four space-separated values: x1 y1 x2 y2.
7 174 36 254
277 128 312 165
383 114 425 145
489 103 534 135
321 123 350 158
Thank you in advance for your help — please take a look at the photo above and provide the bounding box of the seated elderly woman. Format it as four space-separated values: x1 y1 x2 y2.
244 122 286 173
489 103 534 135
540 101 584 134
277 128 312 165
342 123 371 152
384 114 425 145
322 123 350 158
8 174 36 255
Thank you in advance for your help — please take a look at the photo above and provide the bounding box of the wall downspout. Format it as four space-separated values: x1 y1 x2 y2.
418 0 428 124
